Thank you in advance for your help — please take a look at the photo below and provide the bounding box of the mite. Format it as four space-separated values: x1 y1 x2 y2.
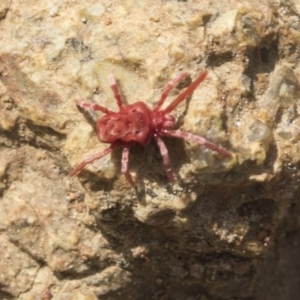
69 70 231 186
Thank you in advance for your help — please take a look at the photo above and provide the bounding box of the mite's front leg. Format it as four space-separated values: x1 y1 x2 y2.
162 129 232 157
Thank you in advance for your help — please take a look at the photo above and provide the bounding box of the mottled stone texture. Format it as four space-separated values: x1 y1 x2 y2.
0 0 300 299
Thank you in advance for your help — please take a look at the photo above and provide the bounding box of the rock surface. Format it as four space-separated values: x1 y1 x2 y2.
0 0 300 299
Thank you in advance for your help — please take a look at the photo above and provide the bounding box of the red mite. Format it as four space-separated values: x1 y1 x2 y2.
69 70 231 186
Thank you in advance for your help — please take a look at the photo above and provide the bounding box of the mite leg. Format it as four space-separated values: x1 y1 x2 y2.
68 144 119 177
108 72 124 109
162 129 232 157
121 145 135 186
75 100 113 114
153 72 190 112
163 70 208 114
154 135 175 182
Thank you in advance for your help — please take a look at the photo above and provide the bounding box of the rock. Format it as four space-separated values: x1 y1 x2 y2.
0 1 300 299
